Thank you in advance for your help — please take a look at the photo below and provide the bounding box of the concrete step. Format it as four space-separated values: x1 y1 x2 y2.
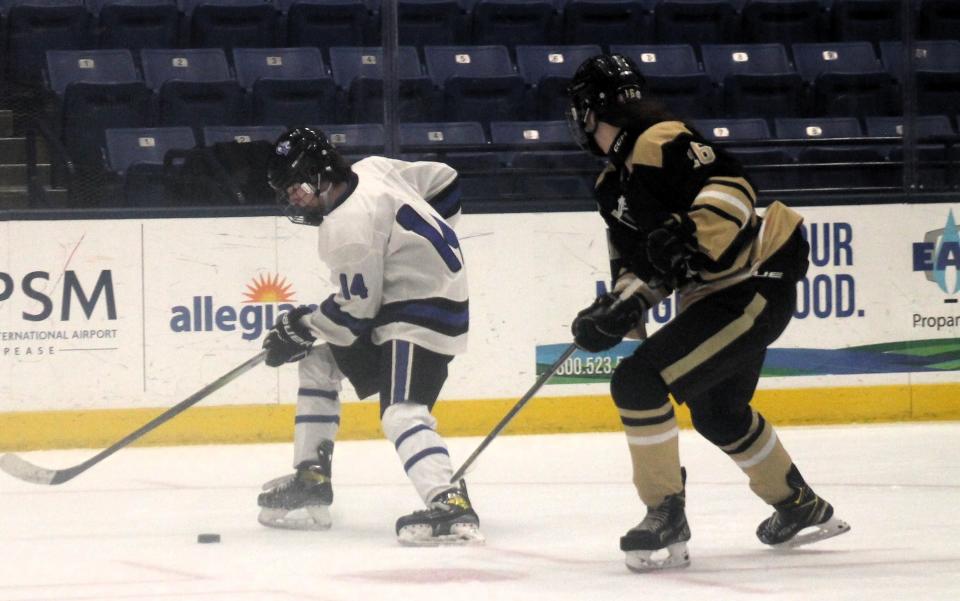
0 111 13 138
0 163 51 187
0 186 69 209
0 137 49 163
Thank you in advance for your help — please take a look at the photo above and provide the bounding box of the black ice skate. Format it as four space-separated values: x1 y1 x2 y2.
757 464 850 548
620 468 690 572
258 440 334 531
395 484 484 546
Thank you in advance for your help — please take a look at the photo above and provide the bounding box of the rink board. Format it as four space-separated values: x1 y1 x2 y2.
1 203 959 450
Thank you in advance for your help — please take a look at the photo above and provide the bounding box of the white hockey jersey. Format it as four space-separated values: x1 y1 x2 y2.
303 156 468 356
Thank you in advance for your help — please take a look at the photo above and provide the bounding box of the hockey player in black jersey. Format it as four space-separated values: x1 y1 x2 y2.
565 55 850 572
256 127 481 545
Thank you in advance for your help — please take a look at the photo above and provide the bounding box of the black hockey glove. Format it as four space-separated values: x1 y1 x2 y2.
571 293 647 353
645 214 698 290
263 305 317 367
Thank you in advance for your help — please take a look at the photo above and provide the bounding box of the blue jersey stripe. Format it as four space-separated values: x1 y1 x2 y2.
427 178 462 220
376 297 468 337
320 294 371 335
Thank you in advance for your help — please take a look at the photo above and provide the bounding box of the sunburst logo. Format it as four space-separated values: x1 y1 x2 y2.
242 273 296 304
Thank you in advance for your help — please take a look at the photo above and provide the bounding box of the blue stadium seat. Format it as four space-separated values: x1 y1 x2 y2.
104 126 197 205
880 41 960 115
46 48 139 95
654 0 739 47
515 44 602 119
611 43 699 75
793 41 900 116
775 116 895 189
424 45 527 124
202 124 286 145
399 121 494 198
691 117 792 180
96 0 180 52
46 49 152 166
182 0 277 49
328 46 437 122
774 116 863 140
279 0 370 51
399 121 487 147
491 120 597 199
5 0 94 83
141 47 233 90
865 115 958 189
830 0 902 43
316 122 386 155
702 43 804 118
917 0 960 41
611 44 717 119
489 120 577 148
740 0 823 44
692 117 771 142
880 41 960 77
471 0 557 48
233 47 327 89
398 0 467 46
561 0 650 47
233 47 337 125
141 49 245 129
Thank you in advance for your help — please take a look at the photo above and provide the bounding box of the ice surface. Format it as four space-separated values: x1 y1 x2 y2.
2 422 959 600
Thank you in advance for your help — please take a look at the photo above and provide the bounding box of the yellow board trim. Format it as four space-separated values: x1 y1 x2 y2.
2 383 959 451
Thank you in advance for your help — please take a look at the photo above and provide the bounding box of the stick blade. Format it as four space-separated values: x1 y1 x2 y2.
0 453 60 485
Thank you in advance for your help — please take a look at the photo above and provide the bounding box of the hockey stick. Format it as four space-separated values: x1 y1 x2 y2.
0 350 268 485
450 278 646 483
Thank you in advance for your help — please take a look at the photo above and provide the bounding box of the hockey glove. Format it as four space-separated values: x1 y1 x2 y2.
645 214 698 290
571 293 648 353
263 305 317 367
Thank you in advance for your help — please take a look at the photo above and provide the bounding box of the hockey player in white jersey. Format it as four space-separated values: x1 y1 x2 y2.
256 127 481 546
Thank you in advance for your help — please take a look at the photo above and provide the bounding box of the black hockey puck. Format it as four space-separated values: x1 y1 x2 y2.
197 533 221 544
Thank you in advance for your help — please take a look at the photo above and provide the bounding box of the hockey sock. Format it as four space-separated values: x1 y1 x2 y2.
382 402 454 504
719 410 794 504
294 346 344 467
619 402 683 507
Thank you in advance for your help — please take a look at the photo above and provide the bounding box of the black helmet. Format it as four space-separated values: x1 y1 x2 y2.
566 54 645 155
268 127 352 225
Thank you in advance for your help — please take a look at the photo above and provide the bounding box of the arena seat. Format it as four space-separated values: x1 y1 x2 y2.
611 43 718 119
654 0 739 47
5 0 94 83
95 0 180 52
471 0 556 48
740 0 823 45
514 44 602 119
328 46 436 122
182 0 277 49
233 47 337 126
424 45 527 124
792 41 900 116
701 43 804 118
560 0 650 47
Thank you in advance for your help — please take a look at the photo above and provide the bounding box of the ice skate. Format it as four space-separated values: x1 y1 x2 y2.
396 486 484 546
258 440 334 531
620 484 691 572
757 464 850 548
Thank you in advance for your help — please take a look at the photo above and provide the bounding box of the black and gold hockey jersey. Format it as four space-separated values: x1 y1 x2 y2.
594 116 803 310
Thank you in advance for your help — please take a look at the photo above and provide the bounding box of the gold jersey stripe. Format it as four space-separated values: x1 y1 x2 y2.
707 176 757 203
661 293 768 385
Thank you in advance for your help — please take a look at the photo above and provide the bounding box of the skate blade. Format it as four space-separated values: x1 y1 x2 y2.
625 541 690 573
397 523 485 547
258 505 332 531
772 516 851 549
